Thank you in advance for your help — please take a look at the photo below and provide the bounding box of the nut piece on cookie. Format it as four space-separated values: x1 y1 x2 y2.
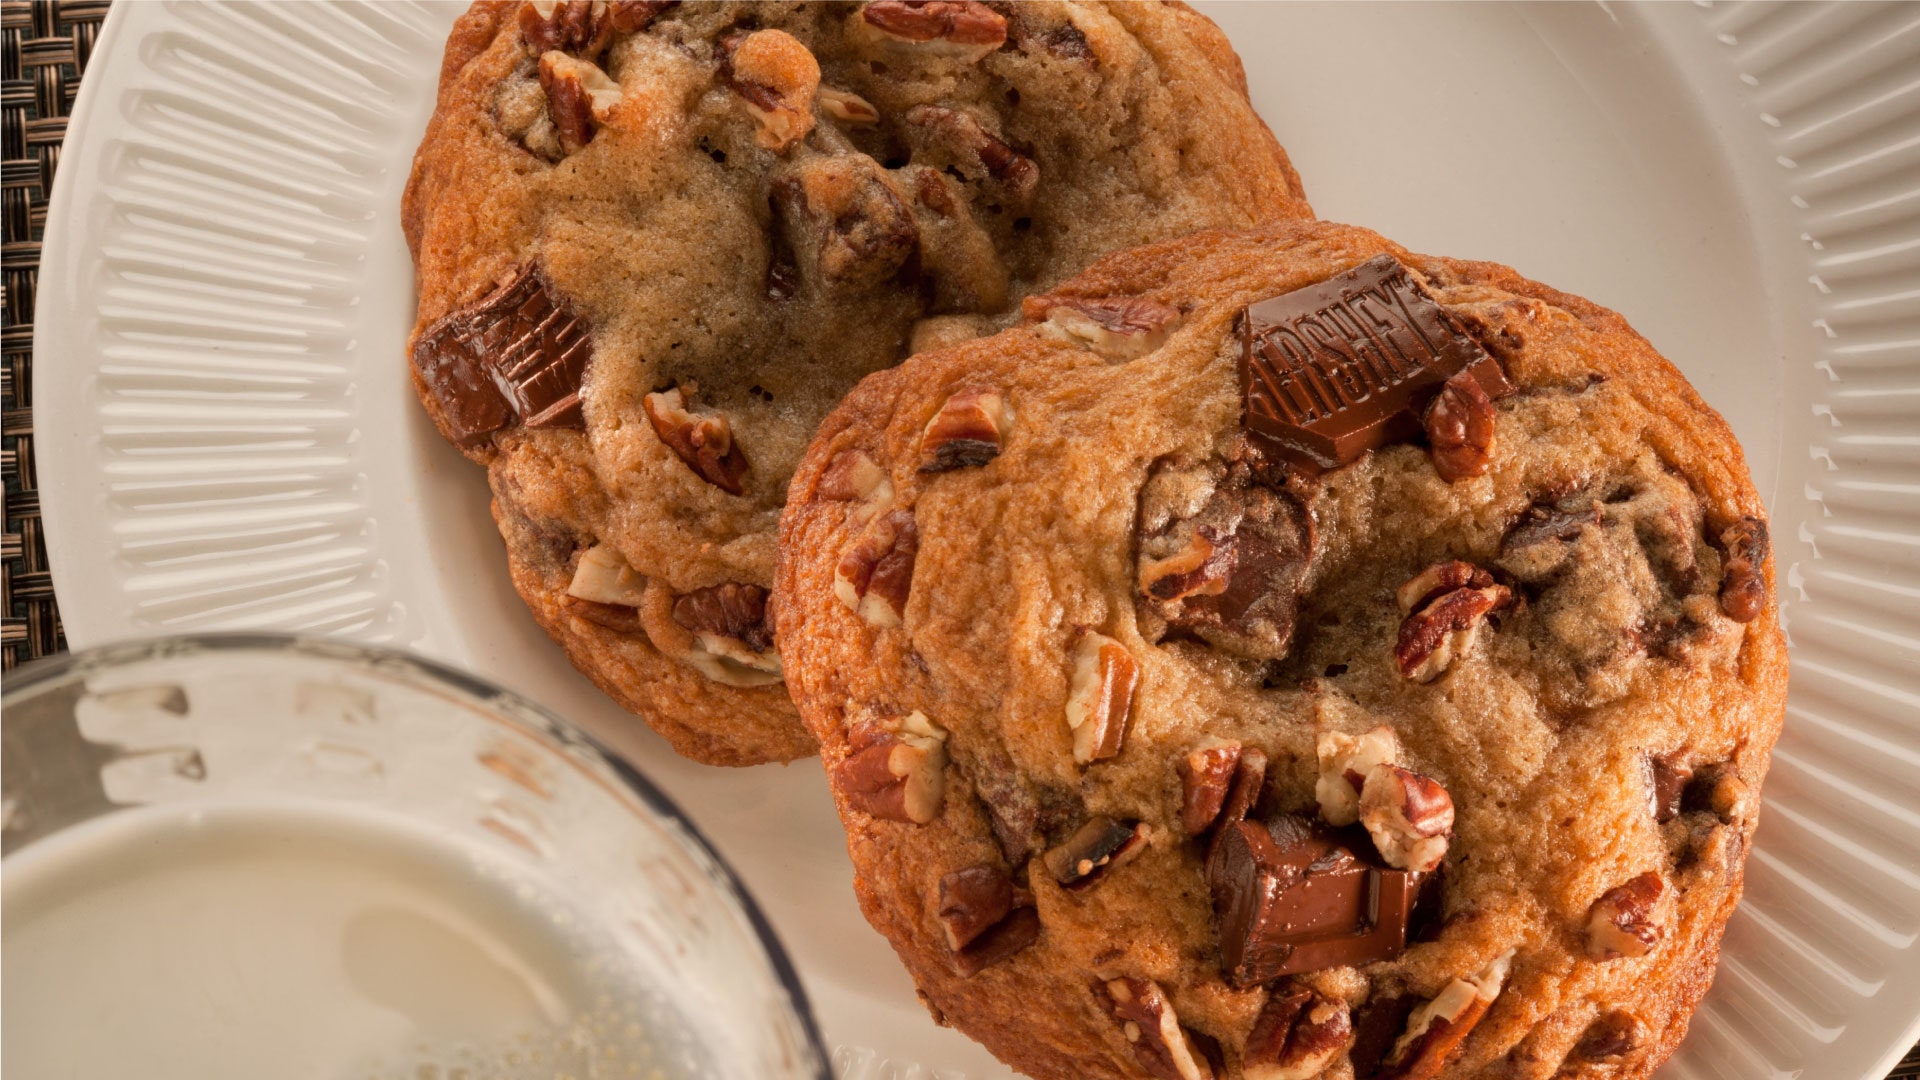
1178 739 1242 836
833 507 919 627
1140 526 1235 604
1043 816 1151 890
1026 295 1183 361
817 448 895 522
1394 564 1510 683
938 865 1042 974
855 1 1008 59
1314 726 1401 827
519 1 614 58
643 384 751 495
1423 369 1498 482
903 105 1039 203
818 86 880 125
567 542 648 607
772 155 920 289
1717 515 1769 623
1064 631 1139 765
1359 765 1453 873
1585 872 1666 961
671 582 782 687
1382 950 1514 1079
1093 977 1216 1080
833 710 949 823
723 29 820 153
1244 981 1351 1080
919 387 1011 473
538 51 622 155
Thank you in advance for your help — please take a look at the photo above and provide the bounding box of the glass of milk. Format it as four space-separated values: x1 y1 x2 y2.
1 634 828 1080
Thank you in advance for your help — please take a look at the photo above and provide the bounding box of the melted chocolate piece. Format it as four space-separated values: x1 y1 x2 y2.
1647 752 1691 824
412 263 593 447
1241 255 1511 470
1207 814 1432 986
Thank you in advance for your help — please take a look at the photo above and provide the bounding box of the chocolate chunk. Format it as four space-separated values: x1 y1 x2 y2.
1574 1010 1645 1061
1207 814 1430 986
1349 993 1417 1079
1646 751 1691 824
1718 515 1769 622
412 263 592 447
1240 255 1511 471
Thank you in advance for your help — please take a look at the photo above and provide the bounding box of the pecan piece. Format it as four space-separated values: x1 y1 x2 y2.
1381 951 1513 1079
1395 560 1495 614
771 155 919 289
919 387 1011 472
1140 526 1235 603
1393 572 1510 683
1244 981 1351 1080
1064 630 1138 765
1718 515 1769 622
1042 816 1151 890
1178 740 1241 836
818 86 880 125
566 542 647 607
1682 762 1751 823
833 507 918 627
859 0 1008 55
937 864 1017 951
519 0 613 56
538 50 622 154
723 29 819 153
1314 726 1401 827
833 711 948 823
1094 977 1216 1080
643 384 750 494
1423 369 1497 481
816 448 894 522
1585 872 1666 960
1026 295 1183 361
1359 765 1454 873
672 582 781 686
903 105 1039 202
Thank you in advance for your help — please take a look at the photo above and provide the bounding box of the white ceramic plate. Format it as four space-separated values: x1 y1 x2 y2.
33 2 1920 1077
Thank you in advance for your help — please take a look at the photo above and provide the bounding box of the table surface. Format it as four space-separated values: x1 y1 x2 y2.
2 2 1916 1077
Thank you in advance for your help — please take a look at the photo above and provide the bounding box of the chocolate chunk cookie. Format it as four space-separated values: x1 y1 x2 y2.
776 221 1787 1077
402 1 1310 765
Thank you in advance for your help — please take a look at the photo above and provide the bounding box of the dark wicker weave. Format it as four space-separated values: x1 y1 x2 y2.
2 1 1917 1073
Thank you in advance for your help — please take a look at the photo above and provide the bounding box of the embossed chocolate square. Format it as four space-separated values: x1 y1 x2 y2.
412 263 593 447
1240 254 1511 470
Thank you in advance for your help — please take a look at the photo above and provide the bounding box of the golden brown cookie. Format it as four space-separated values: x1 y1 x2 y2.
401 0 1311 765
776 221 1787 1078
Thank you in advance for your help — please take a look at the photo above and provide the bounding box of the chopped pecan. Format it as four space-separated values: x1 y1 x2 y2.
1423 370 1497 482
938 864 1017 951
954 905 1040 975
563 596 645 634
1094 977 1216 1080
1026 295 1183 361
672 582 781 686
771 155 919 289
723 29 819 153
605 1 675 32
643 384 750 494
1043 816 1151 889
1064 630 1138 765
833 711 948 823
1395 561 1495 614
819 86 880 125
1394 576 1510 683
1140 526 1235 603
902 105 1038 202
1359 765 1454 873
1217 746 1269 828
1178 740 1241 836
833 507 919 627
566 542 647 607
1314 726 1401 827
1718 515 1769 622
816 448 894 522
1573 1011 1645 1062
1682 762 1751 823
519 0 613 56
860 1 1008 55
538 50 621 154
1585 872 1665 961
919 387 1010 472
1244 981 1351 1080
1381 951 1513 1079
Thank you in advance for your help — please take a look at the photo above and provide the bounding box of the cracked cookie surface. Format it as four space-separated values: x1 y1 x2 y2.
776 221 1786 1078
403 0 1309 765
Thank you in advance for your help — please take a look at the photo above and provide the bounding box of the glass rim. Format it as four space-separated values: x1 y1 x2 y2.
3 631 831 1079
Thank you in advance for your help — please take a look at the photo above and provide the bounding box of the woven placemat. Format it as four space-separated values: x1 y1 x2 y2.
2 0 1918 1074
